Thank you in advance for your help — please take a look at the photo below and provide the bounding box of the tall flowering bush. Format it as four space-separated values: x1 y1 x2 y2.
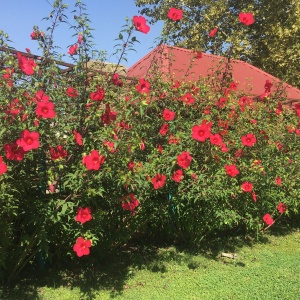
0 1 299 282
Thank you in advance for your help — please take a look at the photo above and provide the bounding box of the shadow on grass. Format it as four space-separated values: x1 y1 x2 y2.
1 223 299 299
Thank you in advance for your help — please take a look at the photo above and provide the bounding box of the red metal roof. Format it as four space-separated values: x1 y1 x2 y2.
128 45 300 102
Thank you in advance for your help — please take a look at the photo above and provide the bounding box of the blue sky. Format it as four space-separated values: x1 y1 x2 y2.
0 0 163 68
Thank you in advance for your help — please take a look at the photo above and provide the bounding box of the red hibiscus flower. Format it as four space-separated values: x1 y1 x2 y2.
172 81 181 89
73 237 92 257
168 8 183 21
112 73 123 87
277 202 286 214
241 133 256 147
221 143 229 152
68 44 78 55
162 109 175 121
77 33 83 44
128 161 135 170
16 129 40 151
73 130 83 146
90 87 105 101
172 169 184 183
3 68 14 87
216 97 228 108
66 87 78 97
136 78 150 94
169 135 179 144
239 96 253 112
82 150 105 171
225 164 240 177
140 141 145 151
275 176 282 186
36 101 56 118
239 12 255 26
195 51 202 59
132 16 150 34
17 52 36 75
252 192 257 202
235 149 243 158
7 99 24 115
263 214 274 226
241 182 253 192
210 133 223 146
157 144 163 153
101 104 117 125
34 90 50 103
177 151 192 169
275 102 283 115
0 156 8 175
50 145 67 160
75 207 92 224
208 28 218 37
180 93 195 105
4 142 26 161
121 193 139 214
159 123 169 136
151 173 167 189
30 31 38 40
192 121 212 142
103 140 115 153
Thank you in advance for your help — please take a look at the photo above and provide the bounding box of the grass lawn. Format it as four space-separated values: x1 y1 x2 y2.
1 228 300 300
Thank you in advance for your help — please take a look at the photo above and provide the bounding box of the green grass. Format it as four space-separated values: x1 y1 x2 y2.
1 229 300 300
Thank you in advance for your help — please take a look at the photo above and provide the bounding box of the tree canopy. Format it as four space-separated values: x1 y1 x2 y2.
135 0 300 89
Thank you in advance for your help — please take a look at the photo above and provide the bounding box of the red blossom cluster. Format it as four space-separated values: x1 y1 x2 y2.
1 4 296 262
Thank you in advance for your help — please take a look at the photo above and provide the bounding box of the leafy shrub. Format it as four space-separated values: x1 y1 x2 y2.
0 1 299 283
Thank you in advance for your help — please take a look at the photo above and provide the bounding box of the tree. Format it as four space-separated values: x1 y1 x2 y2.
135 0 300 89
